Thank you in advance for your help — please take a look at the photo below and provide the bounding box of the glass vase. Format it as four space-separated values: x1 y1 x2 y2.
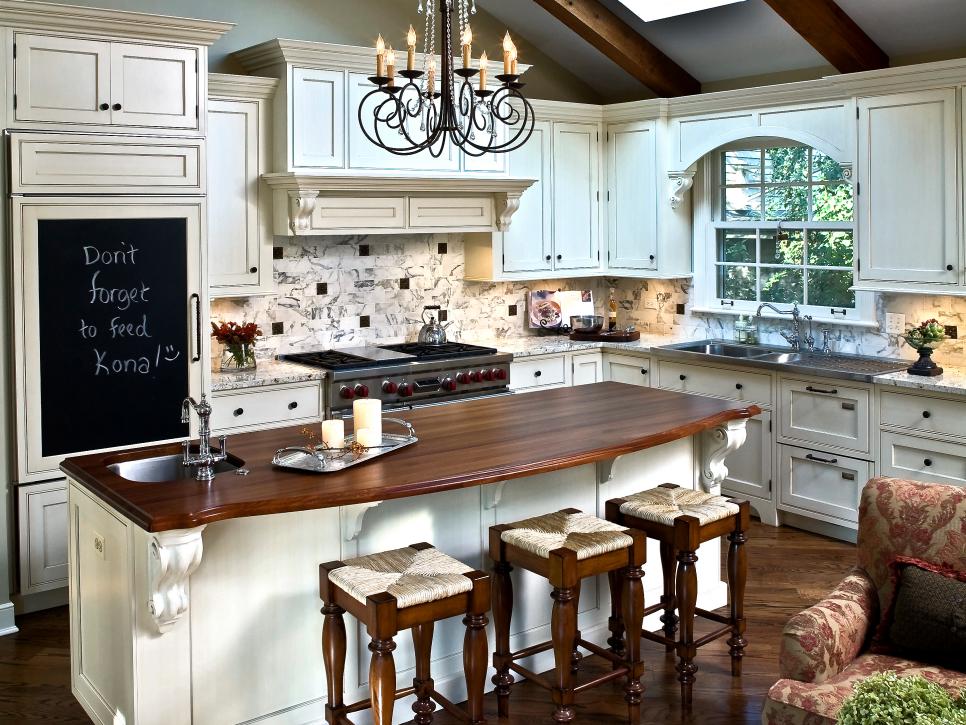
220 343 257 372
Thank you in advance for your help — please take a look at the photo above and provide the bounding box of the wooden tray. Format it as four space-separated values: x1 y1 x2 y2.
569 330 641 342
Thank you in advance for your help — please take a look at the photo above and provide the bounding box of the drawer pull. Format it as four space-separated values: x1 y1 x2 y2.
842 472 855 481
922 411 931 419
924 458 933 467
680 374 687 381
806 386 838 395
735 383 743 390
805 453 838 465
534 370 542 378
288 401 299 410
841 402 855 411
641 368 648 375
233 408 244 417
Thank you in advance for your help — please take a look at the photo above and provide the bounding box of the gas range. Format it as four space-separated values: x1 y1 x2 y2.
281 342 513 415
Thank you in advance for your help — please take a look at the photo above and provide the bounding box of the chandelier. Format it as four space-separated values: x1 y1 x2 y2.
360 0 535 158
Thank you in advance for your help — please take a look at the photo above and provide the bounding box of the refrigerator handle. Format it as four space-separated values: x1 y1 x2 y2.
190 293 201 363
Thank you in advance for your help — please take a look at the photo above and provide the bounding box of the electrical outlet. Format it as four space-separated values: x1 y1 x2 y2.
885 312 906 334
93 532 106 560
945 325 958 340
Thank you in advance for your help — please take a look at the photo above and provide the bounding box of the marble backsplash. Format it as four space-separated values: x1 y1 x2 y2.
211 233 966 368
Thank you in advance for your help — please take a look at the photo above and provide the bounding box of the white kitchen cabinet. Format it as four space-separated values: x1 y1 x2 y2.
208 75 277 296
603 353 651 386
570 352 603 385
606 121 657 271
211 382 323 434
778 377 871 456
552 122 601 271
879 431 966 487
14 33 202 133
510 354 568 393
656 359 772 407
856 89 961 288
778 444 871 527
721 412 773 505
501 120 553 274
291 67 345 169
409 196 494 230
18 480 69 595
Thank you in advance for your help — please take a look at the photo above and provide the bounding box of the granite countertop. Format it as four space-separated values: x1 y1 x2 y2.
470 332 694 358
211 359 324 393
872 366 966 396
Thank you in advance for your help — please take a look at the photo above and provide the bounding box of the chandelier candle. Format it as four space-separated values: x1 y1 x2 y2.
461 25 472 68
479 51 487 90
375 34 386 77
385 45 396 85
407 25 417 70
503 31 515 75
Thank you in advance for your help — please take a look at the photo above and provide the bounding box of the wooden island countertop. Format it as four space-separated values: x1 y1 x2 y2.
61 382 760 532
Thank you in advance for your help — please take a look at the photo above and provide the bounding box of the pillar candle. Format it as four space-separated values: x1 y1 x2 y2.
357 427 382 449
320 419 345 449
353 399 382 445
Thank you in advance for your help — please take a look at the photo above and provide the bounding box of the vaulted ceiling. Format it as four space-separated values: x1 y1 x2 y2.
478 0 966 103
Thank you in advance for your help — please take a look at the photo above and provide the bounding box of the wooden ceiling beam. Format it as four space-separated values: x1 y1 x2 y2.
531 0 701 97
761 0 888 74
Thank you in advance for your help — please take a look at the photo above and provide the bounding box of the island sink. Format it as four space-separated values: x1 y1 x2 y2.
107 452 243 483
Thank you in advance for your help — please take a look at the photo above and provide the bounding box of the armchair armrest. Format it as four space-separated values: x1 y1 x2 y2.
779 567 878 684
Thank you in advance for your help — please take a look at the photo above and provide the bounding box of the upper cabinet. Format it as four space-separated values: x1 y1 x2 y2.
501 120 553 275
607 121 657 271
552 122 602 271
13 33 205 134
855 89 961 290
291 67 345 169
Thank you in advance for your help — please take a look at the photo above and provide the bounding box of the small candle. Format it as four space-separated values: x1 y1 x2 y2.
386 45 396 84
461 25 473 69
353 399 382 445
427 57 437 96
375 34 386 77
502 32 514 75
407 25 417 71
479 51 488 91
320 419 345 450
357 427 382 449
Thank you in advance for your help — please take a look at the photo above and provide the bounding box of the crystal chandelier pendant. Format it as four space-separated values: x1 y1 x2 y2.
359 0 535 158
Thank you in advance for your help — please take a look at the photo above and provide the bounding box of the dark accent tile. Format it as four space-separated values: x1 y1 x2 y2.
359 244 370 257
316 282 328 295
676 303 686 315
360 315 371 328
399 278 410 290
945 325 958 339
273 246 284 260
271 322 284 336
508 304 518 316
437 242 448 255
438 309 448 322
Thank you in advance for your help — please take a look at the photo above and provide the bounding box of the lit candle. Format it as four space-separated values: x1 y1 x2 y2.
407 25 417 71
375 34 386 77
479 51 488 91
461 25 473 69
320 419 345 449
502 32 514 75
427 57 437 96
353 399 382 446
386 45 396 84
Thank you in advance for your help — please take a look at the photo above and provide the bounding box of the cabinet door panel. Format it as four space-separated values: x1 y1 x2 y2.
292 67 345 169
552 122 600 271
778 444 869 525
603 354 651 386
15 34 111 124
722 412 772 501
111 43 198 129
880 432 966 488
857 90 959 284
779 378 870 455
607 122 657 270
570 353 602 386
503 121 552 273
19 480 69 594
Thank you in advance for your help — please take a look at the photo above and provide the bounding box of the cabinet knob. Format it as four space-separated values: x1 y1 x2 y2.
288 401 299 410
534 370 542 378
233 408 244 417
112 103 122 111
556 254 562 261
250 266 258 274
641 368 648 375
924 458 933 467
923 410 931 419
649 255 655 261
735 383 743 390
947 264 955 271
99 102 109 111
545 255 551 262
679 374 687 381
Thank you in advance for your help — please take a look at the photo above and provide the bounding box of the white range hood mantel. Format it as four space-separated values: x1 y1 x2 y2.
262 172 536 236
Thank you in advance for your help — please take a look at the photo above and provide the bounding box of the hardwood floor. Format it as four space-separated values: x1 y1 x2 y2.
0 521 854 724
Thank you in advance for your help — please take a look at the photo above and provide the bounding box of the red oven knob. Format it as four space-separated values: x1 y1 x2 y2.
398 383 414 397
354 384 370 398
492 368 507 381
339 385 355 400
481 369 494 381
468 371 482 383
442 377 457 392
456 372 470 384
382 381 398 394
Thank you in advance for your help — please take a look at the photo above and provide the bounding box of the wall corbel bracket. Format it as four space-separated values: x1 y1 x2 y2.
148 526 206 634
668 171 696 210
288 191 319 234
700 419 748 494
494 191 523 232
341 501 384 542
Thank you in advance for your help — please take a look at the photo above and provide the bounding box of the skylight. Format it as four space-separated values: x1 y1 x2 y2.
617 0 747 22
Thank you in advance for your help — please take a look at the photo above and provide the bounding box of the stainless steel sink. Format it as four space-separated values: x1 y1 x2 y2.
108 453 242 483
752 352 805 364
670 342 774 358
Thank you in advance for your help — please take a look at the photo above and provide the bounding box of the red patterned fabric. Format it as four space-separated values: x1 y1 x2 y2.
762 478 966 725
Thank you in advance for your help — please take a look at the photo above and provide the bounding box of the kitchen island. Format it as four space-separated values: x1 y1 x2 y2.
63 383 758 725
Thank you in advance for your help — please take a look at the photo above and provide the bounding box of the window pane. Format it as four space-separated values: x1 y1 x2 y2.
717 229 756 263
808 230 854 267
811 183 854 222
808 269 855 308
764 186 808 221
761 229 804 265
761 267 803 304
723 186 761 221
723 150 761 185
716 265 757 301
811 152 845 182
765 146 808 182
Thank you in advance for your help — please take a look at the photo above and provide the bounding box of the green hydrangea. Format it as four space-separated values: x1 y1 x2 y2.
838 672 966 725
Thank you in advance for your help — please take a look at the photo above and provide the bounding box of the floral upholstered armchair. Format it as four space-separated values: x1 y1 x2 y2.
762 477 966 725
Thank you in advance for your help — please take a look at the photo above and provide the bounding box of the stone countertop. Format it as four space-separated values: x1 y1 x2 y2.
872 365 966 396
469 332 694 358
211 359 324 393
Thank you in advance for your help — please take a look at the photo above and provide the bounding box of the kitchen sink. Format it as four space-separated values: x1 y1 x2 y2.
108 453 242 483
753 352 805 364
669 342 774 358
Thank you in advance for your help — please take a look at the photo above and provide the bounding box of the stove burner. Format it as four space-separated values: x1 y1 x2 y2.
281 350 377 370
378 342 498 361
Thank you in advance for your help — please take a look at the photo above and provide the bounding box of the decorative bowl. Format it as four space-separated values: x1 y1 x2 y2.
570 315 605 333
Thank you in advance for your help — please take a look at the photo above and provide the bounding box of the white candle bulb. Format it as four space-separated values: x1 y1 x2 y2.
502 32 514 75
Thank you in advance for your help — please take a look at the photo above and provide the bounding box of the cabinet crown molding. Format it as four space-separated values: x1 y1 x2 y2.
262 172 535 196
0 0 233 44
208 73 278 101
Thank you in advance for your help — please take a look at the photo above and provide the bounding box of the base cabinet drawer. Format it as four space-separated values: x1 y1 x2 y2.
18 480 69 594
879 432 966 487
656 359 771 405
603 354 651 386
880 390 966 440
778 444 871 525
510 355 567 392
212 383 322 432
779 378 871 455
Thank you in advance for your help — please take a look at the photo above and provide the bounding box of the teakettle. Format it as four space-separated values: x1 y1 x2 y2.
417 305 453 345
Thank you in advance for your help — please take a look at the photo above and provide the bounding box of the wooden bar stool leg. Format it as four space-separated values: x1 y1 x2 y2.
673 517 699 710
368 636 397 725
606 569 626 665
659 541 678 652
491 555 514 718
571 580 583 675
550 549 578 724
622 531 646 725
464 570 490 725
411 623 436 724
727 501 750 677
321 602 346 725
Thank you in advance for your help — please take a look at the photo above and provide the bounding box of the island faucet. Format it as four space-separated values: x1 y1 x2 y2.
181 394 228 481
756 302 815 352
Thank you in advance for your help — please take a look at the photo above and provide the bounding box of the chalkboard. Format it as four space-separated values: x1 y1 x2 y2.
38 218 190 457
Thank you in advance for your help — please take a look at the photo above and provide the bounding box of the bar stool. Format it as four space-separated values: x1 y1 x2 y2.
319 542 490 725
489 508 646 724
605 484 750 709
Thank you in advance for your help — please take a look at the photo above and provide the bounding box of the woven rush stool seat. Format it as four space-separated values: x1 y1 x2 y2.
320 543 489 725
606 483 750 711
490 508 646 724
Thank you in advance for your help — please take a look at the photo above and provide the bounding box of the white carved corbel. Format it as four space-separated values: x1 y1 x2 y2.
341 501 384 542
148 526 206 634
288 191 318 234
839 161 854 181
494 191 523 231
668 171 695 210
700 419 748 494
482 482 507 510
597 455 625 486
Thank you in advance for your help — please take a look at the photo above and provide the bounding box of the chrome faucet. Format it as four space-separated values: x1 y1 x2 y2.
756 302 814 352
821 328 834 357
181 394 227 481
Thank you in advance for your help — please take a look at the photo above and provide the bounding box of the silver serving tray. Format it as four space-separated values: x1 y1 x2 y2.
272 417 417 474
